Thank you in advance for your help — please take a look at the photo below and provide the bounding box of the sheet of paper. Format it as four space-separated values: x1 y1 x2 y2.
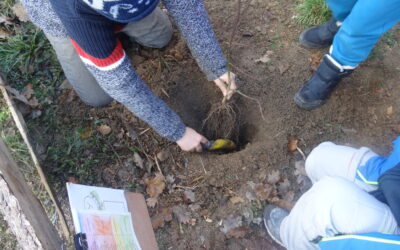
67 183 129 233
78 210 141 250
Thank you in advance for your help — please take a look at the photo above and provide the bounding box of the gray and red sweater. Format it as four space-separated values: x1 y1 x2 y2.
21 0 227 141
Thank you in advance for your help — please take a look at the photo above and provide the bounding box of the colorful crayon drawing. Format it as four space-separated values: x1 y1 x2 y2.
79 212 141 250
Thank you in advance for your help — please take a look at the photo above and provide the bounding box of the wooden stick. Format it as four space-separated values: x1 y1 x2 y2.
0 138 63 249
0 74 70 240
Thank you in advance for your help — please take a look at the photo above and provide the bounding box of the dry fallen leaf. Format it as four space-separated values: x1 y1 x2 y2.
22 83 34 100
254 183 276 201
80 126 93 139
227 226 252 238
58 89 77 104
272 199 294 211
255 51 273 64
28 97 39 108
387 106 393 119
288 136 298 152
0 27 11 39
133 152 144 169
145 173 165 198
97 124 112 135
172 205 193 225
183 190 196 203
4 85 29 104
278 178 291 194
146 197 158 208
151 215 164 230
0 16 13 26
229 196 245 204
309 50 323 71
267 170 280 184
12 3 30 22
294 160 307 176
151 206 172 229
222 215 242 233
156 149 170 162
68 176 79 184
283 191 295 203
245 181 257 202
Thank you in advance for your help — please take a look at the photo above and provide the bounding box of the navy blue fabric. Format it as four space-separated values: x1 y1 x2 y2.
379 163 400 225
49 0 120 59
82 0 159 23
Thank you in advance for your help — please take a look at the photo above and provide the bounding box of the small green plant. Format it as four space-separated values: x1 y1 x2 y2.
383 32 397 47
0 108 11 126
295 0 331 27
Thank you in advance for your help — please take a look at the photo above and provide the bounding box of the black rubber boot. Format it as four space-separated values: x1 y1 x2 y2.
294 55 353 110
299 18 340 49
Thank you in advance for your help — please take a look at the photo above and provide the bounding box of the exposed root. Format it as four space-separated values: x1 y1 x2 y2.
202 101 241 141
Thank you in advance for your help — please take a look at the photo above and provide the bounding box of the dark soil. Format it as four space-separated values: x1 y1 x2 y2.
25 0 400 249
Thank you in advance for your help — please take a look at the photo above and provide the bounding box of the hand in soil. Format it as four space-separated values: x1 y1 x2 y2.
214 71 237 100
176 127 208 152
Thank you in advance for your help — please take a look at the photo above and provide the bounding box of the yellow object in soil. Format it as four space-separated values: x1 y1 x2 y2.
208 139 237 151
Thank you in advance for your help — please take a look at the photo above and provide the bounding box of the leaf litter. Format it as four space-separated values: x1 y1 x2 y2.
172 205 195 225
151 206 173 230
145 173 165 207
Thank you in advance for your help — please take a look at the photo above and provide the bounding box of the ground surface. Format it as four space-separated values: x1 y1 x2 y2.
5 0 400 249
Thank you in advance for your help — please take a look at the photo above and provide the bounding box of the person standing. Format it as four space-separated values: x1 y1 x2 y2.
294 0 400 110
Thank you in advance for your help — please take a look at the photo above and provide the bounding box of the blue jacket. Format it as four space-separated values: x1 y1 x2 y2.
356 136 400 185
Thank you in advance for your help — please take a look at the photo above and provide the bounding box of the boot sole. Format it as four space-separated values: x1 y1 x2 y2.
294 92 325 110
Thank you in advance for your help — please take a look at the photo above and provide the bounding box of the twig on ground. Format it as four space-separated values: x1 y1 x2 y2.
296 147 306 160
154 154 164 176
106 140 123 168
174 185 196 190
139 127 151 136
190 176 204 185
199 157 207 174
161 88 170 98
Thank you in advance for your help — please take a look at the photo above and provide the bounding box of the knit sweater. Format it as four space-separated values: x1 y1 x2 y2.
20 0 227 141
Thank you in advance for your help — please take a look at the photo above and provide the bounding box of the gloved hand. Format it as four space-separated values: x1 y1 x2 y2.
176 127 208 152
213 71 237 100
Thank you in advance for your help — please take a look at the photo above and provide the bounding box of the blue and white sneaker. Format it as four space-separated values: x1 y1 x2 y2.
263 205 289 247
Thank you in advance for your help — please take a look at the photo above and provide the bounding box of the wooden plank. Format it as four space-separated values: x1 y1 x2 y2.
0 73 70 239
0 138 62 249
125 192 159 250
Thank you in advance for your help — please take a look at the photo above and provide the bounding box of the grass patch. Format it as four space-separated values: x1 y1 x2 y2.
0 0 16 19
295 0 331 27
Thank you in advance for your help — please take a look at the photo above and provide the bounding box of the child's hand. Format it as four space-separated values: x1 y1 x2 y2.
214 72 237 100
176 127 208 152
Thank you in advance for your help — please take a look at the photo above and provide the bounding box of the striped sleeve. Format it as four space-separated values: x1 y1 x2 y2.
65 20 186 141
